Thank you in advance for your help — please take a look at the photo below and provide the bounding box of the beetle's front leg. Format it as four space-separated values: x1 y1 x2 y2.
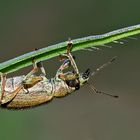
56 57 78 81
56 40 80 81
66 40 79 75
58 40 79 75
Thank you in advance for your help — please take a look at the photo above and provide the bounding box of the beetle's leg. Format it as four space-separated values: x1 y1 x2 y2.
34 58 46 76
24 60 39 80
32 48 46 76
22 76 43 91
57 40 79 74
25 47 47 79
24 58 46 80
0 73 7 101
56 56 79 82
56 39 80 81
56 57 70 80
0 72 24 104
1 85 23 104
22 59 45 93
66 40 79 75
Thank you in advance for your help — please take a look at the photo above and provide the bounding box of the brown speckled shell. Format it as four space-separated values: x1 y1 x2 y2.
0 75 75 109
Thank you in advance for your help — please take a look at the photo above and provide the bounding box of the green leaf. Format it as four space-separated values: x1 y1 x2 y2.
0 24 140 74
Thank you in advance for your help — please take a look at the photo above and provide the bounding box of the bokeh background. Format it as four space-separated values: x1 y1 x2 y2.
0 0 140 140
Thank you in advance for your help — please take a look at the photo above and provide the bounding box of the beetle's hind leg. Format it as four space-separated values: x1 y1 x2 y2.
0 72 7 101
22 59 45 93
1 85 23 104
0 72 23 104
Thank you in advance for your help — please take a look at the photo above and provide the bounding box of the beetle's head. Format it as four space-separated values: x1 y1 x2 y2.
79 68 91 86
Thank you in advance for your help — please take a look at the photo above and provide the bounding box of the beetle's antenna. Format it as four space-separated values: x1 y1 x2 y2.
91 56 117 77
87 56 118 99
88 84 119 98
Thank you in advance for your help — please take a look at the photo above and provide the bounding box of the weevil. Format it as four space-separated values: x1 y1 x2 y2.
0 41 118 109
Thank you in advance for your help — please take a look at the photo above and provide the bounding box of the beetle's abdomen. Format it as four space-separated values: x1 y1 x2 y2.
1 75 54 109
2 91 53 109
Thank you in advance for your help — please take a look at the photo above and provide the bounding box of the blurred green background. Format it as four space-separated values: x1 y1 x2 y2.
0 0 140 140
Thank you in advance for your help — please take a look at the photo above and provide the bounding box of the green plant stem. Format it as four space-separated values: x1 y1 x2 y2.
0 24 140 74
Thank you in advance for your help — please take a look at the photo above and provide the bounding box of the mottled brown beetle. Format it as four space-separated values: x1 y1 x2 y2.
0 41 118 109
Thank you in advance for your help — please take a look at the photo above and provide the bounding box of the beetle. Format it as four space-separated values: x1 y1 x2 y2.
0 41 118 109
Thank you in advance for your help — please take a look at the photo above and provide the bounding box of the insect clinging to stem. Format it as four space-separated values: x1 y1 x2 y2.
0 40 118 109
